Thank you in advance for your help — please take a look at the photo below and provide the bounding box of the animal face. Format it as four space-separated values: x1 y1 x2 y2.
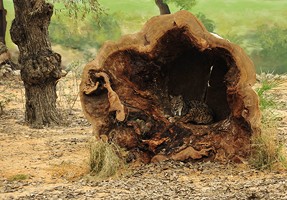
170 95 185 116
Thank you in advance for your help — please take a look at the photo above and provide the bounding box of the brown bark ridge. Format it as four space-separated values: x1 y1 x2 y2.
155 0 171 15
0 0 7 44
10 0 64 128
80 11 261 164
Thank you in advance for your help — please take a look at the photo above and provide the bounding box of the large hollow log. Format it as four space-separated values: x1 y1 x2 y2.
80 11 261 164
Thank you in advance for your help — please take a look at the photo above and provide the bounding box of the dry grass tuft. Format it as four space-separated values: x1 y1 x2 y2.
250 73 287 170
250 136 286 170
89 138 126 179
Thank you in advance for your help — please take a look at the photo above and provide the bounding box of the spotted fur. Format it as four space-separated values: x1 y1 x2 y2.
170 95 214 124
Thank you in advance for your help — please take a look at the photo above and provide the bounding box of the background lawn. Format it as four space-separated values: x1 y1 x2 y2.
3 0 287 73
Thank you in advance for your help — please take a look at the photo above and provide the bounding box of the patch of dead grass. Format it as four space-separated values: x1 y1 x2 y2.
250 109 287 170
89 138 126 179
49 161 90 181
7 173 30 182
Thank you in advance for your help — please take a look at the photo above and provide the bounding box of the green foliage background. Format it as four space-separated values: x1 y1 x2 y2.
250 25 287 74
49 13 121 52
3 0 287 73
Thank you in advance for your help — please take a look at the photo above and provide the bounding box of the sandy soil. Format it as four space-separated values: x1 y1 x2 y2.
0 75 92 181
0 73 287 199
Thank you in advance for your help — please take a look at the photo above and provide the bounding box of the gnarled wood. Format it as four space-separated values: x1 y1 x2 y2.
80 11 261 163
10 0 63 128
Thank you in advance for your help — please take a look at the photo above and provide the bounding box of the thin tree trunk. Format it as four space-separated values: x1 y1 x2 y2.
155 0 171 15
10 0 63 128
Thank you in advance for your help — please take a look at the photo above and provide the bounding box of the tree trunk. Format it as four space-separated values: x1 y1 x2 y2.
155 0 171 15
10 0 63 128
0 0 7 44
24 81 60 127
80 11 261 163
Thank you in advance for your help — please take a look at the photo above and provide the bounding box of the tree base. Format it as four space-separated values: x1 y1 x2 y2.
24 81 62 128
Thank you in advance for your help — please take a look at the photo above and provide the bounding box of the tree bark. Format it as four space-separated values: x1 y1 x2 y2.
0 0 7 44
155 0 171 15
80 11 261 164
10 0 63 128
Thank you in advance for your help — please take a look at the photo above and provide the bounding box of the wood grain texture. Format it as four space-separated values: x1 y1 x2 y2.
80 10 261 163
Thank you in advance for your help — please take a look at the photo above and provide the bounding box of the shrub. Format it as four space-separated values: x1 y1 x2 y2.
196 12 216 32
251 25 287 74
165 0 197 10
49 13 121 53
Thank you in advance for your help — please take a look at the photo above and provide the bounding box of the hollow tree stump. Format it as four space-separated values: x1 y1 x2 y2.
80 11 261 164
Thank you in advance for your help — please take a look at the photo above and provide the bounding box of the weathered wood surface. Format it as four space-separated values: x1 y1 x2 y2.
80 10 261 163
10 1 63 128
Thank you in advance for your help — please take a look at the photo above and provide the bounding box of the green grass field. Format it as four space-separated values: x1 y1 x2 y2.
98 0 287 35
3 0 287 73
3 0 14 48
4 0 286 43
191 0 287 35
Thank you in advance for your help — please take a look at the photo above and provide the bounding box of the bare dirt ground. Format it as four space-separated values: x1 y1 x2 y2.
0 73 287 199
